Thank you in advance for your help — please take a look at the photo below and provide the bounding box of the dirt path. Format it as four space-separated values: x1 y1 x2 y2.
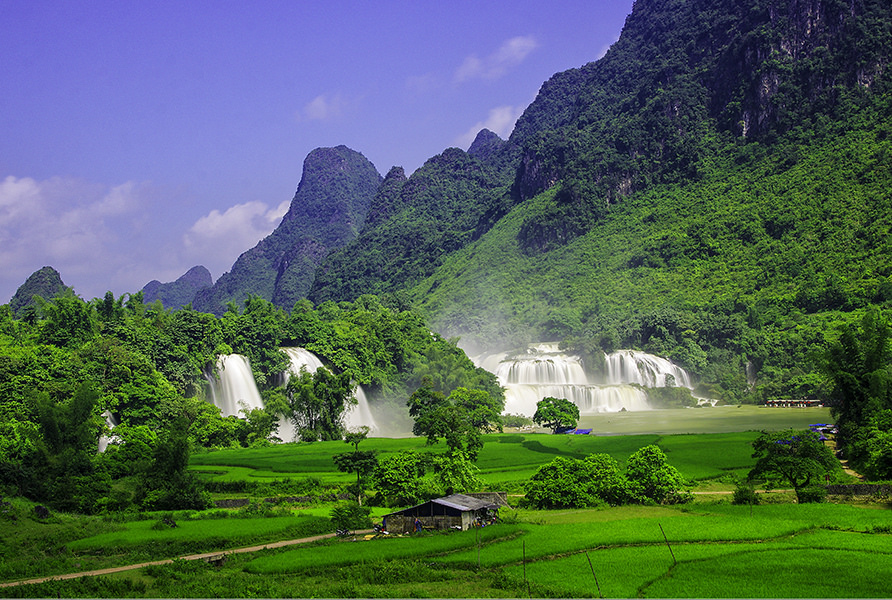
0 530 372 589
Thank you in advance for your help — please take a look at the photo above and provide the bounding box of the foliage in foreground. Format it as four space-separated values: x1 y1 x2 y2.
748 429 840 503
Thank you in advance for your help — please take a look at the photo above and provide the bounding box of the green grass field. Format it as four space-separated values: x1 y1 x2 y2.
190 429 766 490
4 413 886 599
190 407 830 490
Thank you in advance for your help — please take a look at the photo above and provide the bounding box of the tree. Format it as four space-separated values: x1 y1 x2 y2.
626 445 691 504
333 427 378 505
433 449 482 496
822 309 892 471
135 416 211 511
285 366 356 442
408 384 502 460
748 429 839 503
373 451 432 507
330 501 372 534
533 397 580 433
522 456 603 509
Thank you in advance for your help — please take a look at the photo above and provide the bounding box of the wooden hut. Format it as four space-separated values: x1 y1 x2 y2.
383 493 504 533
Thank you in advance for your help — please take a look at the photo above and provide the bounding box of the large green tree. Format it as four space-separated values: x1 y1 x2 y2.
533 396 580 433
748 429 839 503
285 366 356 442
822 309 892 475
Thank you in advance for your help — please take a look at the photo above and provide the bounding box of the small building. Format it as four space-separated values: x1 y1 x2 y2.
764 399 824 408
383 493 505 534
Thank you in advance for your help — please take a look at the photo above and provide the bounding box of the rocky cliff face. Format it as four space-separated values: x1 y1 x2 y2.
506 0 890 251
142 265 212 309
193 146 381 314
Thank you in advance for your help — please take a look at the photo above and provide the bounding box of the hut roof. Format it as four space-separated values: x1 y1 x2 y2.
386 493 498 518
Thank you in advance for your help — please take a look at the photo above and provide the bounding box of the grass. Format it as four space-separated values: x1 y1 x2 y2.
190 429 777 491
66 513 328 553
3 420 885 598
6 501 891 598
243 524 520 574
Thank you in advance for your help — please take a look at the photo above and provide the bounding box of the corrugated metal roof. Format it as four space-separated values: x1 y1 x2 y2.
385 493 497 517
432 493 493 511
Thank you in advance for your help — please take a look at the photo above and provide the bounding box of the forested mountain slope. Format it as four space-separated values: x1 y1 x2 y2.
142 265 213 310
193 146 381 315
309 0 891 403
9 266 68 317
307 130 521 303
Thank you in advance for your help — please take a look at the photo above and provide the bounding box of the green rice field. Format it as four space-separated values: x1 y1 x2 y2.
191 410 821 487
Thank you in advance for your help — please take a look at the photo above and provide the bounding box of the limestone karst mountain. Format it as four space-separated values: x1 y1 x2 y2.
192 145 382 315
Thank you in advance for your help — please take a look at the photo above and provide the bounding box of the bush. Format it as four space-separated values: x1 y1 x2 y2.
330 501 372 533
795 485 827 504
731 483 760 505
626 445 692 504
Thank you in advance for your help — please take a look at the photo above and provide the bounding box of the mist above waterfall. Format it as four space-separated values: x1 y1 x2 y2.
473 343 694 417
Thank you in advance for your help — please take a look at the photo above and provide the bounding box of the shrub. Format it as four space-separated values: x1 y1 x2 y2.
731 483 760 505
330 501 372 533
796 485 827 504
626 445 692 504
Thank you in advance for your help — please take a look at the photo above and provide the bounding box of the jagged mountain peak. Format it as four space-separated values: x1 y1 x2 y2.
142 265 213 309
192 145 381 314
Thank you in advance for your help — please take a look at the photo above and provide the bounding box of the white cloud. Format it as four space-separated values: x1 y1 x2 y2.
455 104 527 149
0 174 295 304
454 35 538 82
183 199 289 272
301 93 349 121
0 175 156 302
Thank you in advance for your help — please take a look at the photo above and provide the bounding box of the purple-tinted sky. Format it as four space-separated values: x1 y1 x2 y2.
0 0 634 303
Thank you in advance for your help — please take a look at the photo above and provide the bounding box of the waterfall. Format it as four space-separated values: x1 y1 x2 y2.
282 347 324 378
476 343 693 417
206 354 265 418
98 410 119 453
605 350 693 388
206 349 379 441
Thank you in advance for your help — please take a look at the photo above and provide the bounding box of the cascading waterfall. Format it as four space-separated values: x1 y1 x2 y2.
206 354 265 418
476 343 693 417
280 347 378 433
206 349 379 441
605 350 692 388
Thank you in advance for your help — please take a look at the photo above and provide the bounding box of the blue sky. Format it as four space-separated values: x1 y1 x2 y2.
1 0 634 303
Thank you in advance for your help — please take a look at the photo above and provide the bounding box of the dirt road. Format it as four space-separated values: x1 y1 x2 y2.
0 530 370 589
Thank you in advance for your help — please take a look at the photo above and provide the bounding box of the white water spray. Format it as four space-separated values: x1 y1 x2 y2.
206 354 265 418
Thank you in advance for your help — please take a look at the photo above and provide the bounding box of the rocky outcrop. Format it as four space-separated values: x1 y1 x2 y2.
9 266 67 316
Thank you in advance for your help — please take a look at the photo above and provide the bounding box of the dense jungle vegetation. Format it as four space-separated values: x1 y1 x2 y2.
0 291 501 514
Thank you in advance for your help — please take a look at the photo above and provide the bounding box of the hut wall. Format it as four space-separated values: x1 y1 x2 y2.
385 514 467 534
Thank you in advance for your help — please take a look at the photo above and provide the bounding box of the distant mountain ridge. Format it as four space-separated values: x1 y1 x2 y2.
142 265 212 309
14 0 888 406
